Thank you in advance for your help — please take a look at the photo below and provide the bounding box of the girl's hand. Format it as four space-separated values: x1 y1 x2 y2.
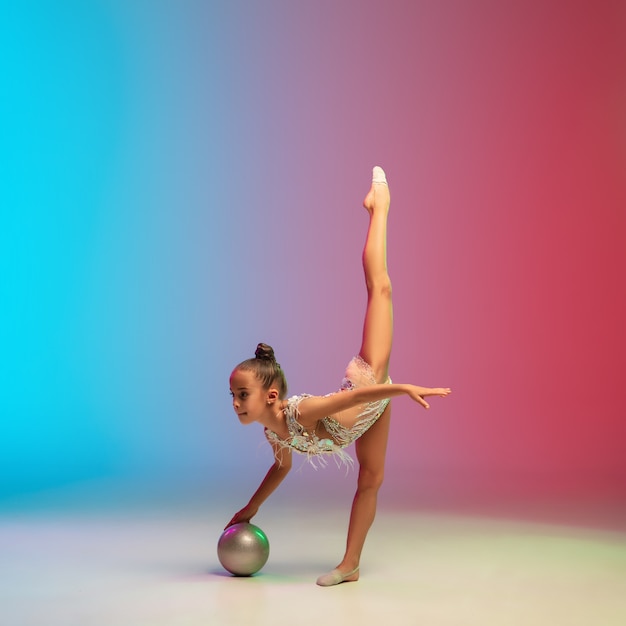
407 385 452 409
225 505 258 530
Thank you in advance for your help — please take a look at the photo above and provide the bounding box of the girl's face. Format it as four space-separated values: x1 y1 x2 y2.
229 368 269 424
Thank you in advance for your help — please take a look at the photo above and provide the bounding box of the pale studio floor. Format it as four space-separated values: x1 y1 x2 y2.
2 482 626 626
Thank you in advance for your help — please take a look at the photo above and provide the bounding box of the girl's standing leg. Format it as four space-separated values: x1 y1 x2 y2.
317 167 393 586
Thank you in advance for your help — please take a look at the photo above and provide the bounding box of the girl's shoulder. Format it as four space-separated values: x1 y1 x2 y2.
281 394 316 423
284 393 313 411
264 394 313 443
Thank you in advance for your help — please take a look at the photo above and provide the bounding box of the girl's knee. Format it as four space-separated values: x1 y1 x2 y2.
366 277 392 299
357 467 385 492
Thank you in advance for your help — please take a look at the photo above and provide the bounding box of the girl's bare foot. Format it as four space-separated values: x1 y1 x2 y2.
363 166 390 214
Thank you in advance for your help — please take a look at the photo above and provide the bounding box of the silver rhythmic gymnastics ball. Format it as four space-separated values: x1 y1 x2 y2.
217 522 270 576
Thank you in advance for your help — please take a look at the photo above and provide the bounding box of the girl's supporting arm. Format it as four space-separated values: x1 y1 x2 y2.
225 442 292 528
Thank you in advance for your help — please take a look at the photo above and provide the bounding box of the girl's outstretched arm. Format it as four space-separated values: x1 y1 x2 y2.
225 442 292 529
298 383 451 424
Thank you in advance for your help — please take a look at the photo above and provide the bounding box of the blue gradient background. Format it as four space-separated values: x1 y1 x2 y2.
2 1 625 508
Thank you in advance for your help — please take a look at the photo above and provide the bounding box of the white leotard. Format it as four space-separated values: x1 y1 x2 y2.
265 356 391 467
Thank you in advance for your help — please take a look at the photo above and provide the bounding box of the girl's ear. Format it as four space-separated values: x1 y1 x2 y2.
267 389 279 403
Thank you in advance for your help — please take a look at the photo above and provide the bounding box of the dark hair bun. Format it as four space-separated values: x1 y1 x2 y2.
255 343 276 362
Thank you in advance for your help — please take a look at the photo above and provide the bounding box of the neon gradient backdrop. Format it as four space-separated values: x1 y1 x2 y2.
1 1 624 501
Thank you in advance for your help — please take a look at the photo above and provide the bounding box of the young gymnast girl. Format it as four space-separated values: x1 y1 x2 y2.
227 166 451 586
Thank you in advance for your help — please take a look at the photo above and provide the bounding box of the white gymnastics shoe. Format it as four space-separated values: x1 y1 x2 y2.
316 566 359 587
372 166 387 185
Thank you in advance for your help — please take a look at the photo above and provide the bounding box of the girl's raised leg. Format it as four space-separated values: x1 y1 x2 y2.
358 166 393 383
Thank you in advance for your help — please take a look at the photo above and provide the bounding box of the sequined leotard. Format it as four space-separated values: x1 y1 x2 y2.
264 356 391 467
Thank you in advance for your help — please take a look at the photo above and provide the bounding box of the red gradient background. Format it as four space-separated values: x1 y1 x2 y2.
226 1 626 506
